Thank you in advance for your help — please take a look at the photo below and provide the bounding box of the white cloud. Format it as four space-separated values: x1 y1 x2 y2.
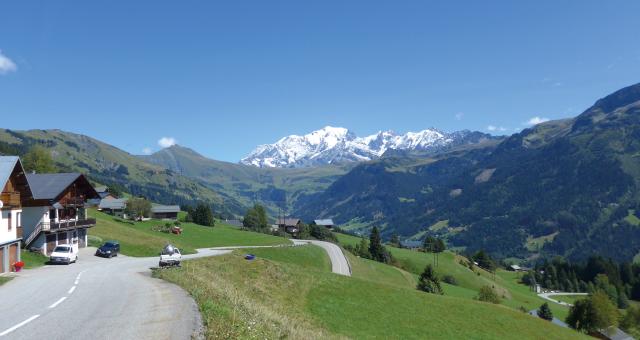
525 116 550 126
158 137 177 148
487 125 507 132
455 112 464 121
0 50 17 75
142 147 153 155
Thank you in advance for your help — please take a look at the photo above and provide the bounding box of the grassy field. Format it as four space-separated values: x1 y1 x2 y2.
335 232 573 321
154 246 586 339
552 295 587 305
20 250 49 269
88 209 291 257
245 245 331 272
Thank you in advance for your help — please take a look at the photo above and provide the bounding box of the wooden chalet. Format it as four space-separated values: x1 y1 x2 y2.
0 156 32 273
277 218 302 236
22 173 99 255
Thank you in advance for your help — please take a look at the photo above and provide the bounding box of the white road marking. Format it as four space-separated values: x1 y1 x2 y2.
68 286 76 294
48 297 67 309
74 279 79 285
0 315 40 337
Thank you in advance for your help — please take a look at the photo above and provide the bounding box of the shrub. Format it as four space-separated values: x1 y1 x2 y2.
476 285 500 304
442 275 458 285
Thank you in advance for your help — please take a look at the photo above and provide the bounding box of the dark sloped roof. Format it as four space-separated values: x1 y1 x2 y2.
314 219 334 226
151 205 180 213
99 198 127 210
26 173 99 200
277 218 301 226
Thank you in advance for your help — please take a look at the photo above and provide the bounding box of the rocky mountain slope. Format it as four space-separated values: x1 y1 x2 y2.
241 126 495 168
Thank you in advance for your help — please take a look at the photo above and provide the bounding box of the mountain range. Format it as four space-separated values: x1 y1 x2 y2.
2 82 640 262
241 126 496 168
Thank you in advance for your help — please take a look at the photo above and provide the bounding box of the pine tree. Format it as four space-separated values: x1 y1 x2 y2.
369 227 389 263
417 264 443 295
537 303 554 321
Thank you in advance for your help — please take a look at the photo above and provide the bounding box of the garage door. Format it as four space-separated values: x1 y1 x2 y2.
9 244 17 269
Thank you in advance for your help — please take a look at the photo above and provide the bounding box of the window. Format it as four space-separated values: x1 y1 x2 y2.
7 211 12 231
16 212 21 228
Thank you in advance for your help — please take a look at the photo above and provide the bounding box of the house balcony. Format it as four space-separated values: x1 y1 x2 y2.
42 218 97 233
0 192 20 208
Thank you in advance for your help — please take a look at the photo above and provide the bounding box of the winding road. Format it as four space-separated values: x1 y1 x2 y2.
0 241 350 339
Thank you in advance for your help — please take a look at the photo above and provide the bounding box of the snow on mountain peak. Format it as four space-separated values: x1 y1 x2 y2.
241 126 487 168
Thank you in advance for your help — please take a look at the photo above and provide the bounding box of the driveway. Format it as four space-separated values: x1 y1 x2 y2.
538 292 588 307
0 241 351 339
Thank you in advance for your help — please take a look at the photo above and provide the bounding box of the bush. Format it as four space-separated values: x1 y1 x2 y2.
442 275 458 285
476 285 500 304
537 303 554 321
88 235 103 247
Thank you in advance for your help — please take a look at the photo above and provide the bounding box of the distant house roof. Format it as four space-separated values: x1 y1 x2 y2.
26 173 99 200
225 219 243 227
151 205 180 214
314 219 335 226
400 240 423 249
99 198 127 210
597 326 635 340
277 218 301 226
510 264 521 271
95 186 108 193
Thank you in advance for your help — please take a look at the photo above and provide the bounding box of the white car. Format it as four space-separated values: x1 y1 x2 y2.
49 245 78 265
159 244 181 267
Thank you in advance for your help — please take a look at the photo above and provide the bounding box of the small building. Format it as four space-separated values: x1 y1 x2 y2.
277 218 302 236
151 205 180 220
400 240 423 249
594 326 634 340
22 173 100 255
95 186 116 200
98 198 128 218
224 219 243 228
313 219 335 229
0 156 32 273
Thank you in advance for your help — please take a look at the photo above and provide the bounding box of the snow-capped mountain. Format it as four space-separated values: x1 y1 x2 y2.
241 126 493 168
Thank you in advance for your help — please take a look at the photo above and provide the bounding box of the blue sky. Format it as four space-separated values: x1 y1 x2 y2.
1 1 639 162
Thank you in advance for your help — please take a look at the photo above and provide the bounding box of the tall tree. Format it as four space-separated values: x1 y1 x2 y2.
566 291 619 333
22 146 56 173
125 197 152 220
537 303 554 321
192 203 215 227
416 264 443 295
242 204 268 231
369 227 389 263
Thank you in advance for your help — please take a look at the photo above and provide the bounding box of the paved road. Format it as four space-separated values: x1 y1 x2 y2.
0 241 350 339
538 292 588 307
292 239 352 276
0 247 230 340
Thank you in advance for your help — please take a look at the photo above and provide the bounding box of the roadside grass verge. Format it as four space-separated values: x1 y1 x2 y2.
20 250 49 269
552 294 587 305
0 276 13 286
155 247 586 339
88 209 290 257
245 245 331 272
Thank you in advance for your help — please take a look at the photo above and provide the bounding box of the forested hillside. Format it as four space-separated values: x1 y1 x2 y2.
296 83 640 262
